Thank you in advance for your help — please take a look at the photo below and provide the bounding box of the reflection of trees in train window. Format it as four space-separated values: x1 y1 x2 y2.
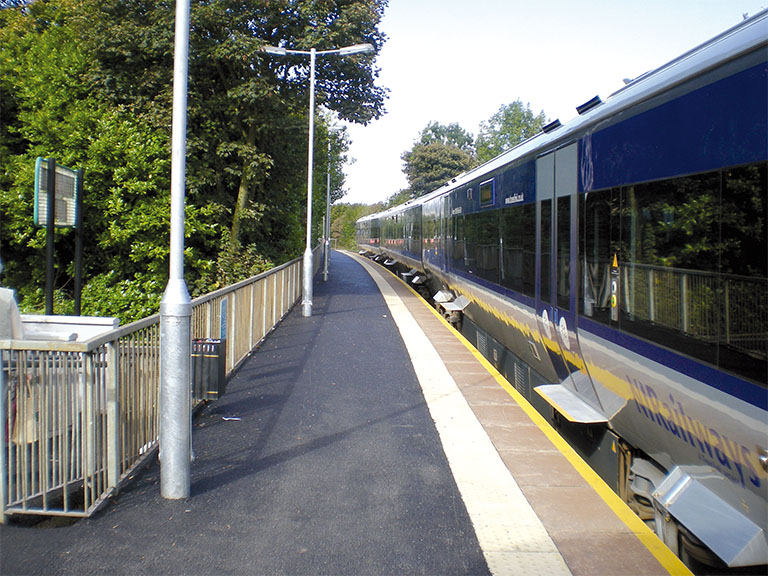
580 162 767 385
580 187 619 323
500 203 536 298
540 200 552 305
722 164 766 279
422 202 438 259
464 211 499 283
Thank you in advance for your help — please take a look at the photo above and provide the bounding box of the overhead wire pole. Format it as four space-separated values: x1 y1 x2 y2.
160 0 192 499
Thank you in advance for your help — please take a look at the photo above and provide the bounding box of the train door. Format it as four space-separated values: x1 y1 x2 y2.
535 145 600 413
439 195 448 271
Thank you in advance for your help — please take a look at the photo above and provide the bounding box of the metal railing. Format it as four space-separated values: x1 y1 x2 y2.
1 250 319 520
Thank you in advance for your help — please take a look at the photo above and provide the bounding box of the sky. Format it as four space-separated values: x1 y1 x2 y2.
339 0 767 205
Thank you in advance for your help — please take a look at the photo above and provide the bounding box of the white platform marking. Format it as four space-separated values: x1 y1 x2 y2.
359 258 571 576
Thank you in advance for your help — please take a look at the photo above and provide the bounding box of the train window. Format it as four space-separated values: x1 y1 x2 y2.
581 164 767 385
450 214 466 272
719 163 767 383
500 203 536 297
465 211 499 283
581 188 619 324
479 179 495 207
557 196 570 310
540 200 552 304
619 172 721 369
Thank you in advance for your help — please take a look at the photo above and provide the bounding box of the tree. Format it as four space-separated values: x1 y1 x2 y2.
0 0 388 322
401 122 475 198
418 121 474 154
331 202 383 250
475 100 547 163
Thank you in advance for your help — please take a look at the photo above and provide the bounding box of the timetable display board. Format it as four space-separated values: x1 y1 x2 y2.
34 157 80 228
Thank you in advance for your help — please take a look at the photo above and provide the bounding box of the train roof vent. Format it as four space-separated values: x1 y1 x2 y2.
576 95 602 115
542 119 562 133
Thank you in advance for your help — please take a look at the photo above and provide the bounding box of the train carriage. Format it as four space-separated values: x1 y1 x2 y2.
357 11 767 571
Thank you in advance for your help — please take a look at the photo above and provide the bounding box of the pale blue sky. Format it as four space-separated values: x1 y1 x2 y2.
341 0 767 204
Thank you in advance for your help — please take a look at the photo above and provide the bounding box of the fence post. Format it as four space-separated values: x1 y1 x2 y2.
272 274 278 327
249 282 255 351
84 351 96 508
106 342 120 490
0 351 7 523
261 279 267 340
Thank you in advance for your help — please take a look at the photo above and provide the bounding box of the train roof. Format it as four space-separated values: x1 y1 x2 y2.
439 8 767 193
358 9 767 224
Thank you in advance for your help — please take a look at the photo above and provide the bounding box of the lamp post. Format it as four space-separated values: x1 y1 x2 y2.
323 135 332 282
262 43 374 316
160 0 192 499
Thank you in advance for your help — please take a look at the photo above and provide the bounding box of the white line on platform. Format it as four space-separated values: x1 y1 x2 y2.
357 257 571 576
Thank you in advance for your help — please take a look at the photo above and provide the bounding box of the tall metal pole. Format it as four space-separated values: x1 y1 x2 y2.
261 42 372 307
160 0 192 499
302 48 316 317
323 137 331 282
74 169 84 315
45 158 55 315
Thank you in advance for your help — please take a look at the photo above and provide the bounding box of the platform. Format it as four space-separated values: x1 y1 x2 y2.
0 251 689 576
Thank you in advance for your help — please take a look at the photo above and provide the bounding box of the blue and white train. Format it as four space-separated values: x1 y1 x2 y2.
357 11 767 571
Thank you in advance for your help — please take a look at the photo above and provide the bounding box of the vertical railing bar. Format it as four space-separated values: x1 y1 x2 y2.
106 341 119 491
84 351 95 512
34 352 43 505
262 278 267 341
249 282 255 351
272 274 277 328
0 350 7 521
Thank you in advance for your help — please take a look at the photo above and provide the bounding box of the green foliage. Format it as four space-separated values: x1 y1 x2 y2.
401 140 475 198
331 202 383 249
476 100 547 163
209 237 275 291
0 0 388 324
417 121 475 154
400 121 476 198
79 271 164 324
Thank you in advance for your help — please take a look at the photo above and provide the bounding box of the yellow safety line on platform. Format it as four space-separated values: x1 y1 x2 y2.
349 252 692 576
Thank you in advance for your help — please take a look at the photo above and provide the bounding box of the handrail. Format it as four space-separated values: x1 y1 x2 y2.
1 247 321 520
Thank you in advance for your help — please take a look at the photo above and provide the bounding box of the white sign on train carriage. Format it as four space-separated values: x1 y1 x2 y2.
34 157 80 228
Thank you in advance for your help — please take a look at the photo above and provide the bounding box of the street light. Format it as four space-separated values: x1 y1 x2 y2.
261 42 374 316
323 134 333 282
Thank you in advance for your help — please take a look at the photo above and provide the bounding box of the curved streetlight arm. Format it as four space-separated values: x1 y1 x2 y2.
261 43 374 57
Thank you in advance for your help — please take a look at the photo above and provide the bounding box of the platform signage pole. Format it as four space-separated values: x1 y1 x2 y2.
160 0 192 500
45 158 55 315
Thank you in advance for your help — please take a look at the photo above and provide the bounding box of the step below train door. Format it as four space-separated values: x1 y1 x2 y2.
535 144 606 423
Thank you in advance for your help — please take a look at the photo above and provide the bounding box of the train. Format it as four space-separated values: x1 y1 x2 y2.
356 11 767 572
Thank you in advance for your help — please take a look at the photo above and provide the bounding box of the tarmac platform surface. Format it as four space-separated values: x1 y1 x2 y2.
0 251 687 576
